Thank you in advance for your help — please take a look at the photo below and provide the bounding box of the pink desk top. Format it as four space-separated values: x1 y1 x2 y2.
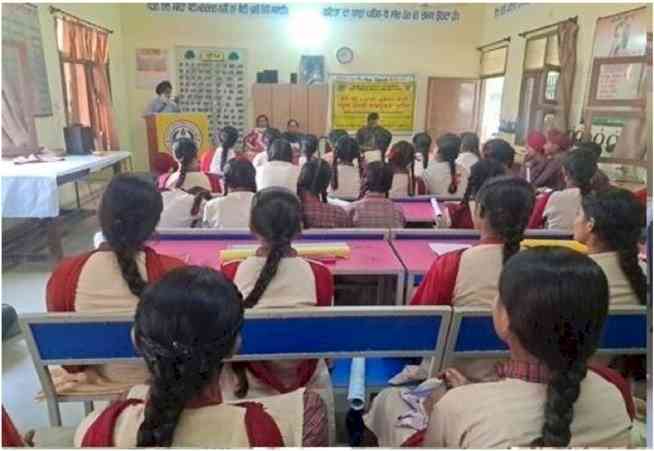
391 239 476 274
151 239 404 275
396 202 434 223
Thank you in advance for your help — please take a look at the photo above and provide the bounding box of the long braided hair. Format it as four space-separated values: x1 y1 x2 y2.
475 176 535 262
460 159 506 207
301 134 319 162
562 148 597 196
134 266 244 447
373 127 392 162
298 159 331 202
580 188 647 304
460 132 481 159
498 247 609 447
218 126 239 173
244 187 302 308
99 174 163 297
388 141 416 196
331 136 362 191
436 133 461 194
172 138 199 189
223 158 257 195
483 138 515 170
412 132 432 171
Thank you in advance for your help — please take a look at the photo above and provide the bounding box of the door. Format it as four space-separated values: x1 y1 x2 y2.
425 77 480 139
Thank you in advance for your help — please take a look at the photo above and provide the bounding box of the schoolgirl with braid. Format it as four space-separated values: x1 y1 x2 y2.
46 174 186 393
219 187 336 440
74 266 329 447
422 133 469 196
298 159 352 228
364 248 633 447
387 140 420 197
158 138 221 193
529 148 598 230
575 188 646 305
328 135 363 199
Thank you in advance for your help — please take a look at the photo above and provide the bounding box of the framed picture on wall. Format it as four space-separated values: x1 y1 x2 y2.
589 56 646 107
299 55 325 85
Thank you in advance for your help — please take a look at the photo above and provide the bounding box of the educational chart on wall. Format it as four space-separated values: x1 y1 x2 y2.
136 48 170 90
176 47 247 140
331 74 416 133
592 7 650 58
2 3 52 117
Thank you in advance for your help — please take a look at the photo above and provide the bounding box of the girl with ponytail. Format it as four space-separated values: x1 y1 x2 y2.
364 248 632 447
203 158 257 229
328 135 363 199
457 131 481 172
299 134 319 167
208 125 239 176
422 133 469 196
46 174 186 392
220 187 335 438
412 132 432 177
75 267 328 447
387 141 418 197
298 159 352 228
575 188 646 305
159 138 222 193
529 148 598 230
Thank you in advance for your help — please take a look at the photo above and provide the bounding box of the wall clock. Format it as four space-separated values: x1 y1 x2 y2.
336 46 354 64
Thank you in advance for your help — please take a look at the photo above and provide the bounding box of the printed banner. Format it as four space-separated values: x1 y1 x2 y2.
493 3 530 19
155 113 210 153
136 48 169 90
146 3 288 16
321 5 460 24
332 80 416 133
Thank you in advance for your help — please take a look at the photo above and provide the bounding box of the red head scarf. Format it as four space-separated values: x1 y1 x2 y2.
527 131 547 153
546 128 572 151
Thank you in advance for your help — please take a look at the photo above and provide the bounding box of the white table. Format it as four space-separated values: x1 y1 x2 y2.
1 151 132 259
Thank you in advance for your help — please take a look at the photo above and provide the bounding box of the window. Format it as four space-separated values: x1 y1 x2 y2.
544 70 560 102
478 43 508 141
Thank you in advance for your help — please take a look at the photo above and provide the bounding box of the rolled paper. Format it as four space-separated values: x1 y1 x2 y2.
347 357 366 411
220 243 351 262
520 239 588 253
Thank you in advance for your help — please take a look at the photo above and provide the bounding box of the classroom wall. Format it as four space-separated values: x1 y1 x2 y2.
119 3 485 171
479 3 651 137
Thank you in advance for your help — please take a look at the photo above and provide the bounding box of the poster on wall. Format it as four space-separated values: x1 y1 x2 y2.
136 49 170 90
2 3 52 116
592 7 650 58
331 74 416 133
595 62 643 101
176 46 247 141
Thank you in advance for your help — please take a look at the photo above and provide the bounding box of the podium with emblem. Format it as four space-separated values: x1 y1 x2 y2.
145 113 210 171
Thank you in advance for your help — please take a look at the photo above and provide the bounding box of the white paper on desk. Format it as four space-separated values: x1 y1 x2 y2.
430 198 442 218
347 357 366 410
429 242 472 255
327 197 352 208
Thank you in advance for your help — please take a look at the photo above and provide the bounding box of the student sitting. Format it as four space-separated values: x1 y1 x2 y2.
530 128 571 190
529 148 596 230
422 133 469 196
412 132 432 179
371 126 392 163
256 139 301 192
456 131 481 172
574 188 646 305
243 114 269 159
159 187 213 228
364 248 633 447
328 136 363 199
299 134 319 167
576 141 612 192
203 159 257 229
75 267 328 447
387 141 419 197
356 126 378 163
220 187 334 437
520 130 547 183
346 162 406 228
298 159 352 228
482 138 520 177
158 138 221 193
322 129 349 164
47 175 185 393
251 127 282 168
208 126 240 176
441 159 506 229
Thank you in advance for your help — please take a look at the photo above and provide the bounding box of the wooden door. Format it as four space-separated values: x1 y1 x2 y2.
425 77 480 139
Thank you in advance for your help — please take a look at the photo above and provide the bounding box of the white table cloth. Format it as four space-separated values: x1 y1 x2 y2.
1 152 131 218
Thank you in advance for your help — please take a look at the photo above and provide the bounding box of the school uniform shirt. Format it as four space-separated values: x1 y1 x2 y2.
591 252 641 305
203 191 255 229
256 161 301 192
327 164 361 199
74 385 327 447
424 363 632 448
542 187 581 230
302 195 352 228
209 146 236 176
443 201 474 229
389 172 410 198
252 151 268 168
456 152 480 172
159 171 222 194
159 190 207 228
422 160 469 197
346 193 406 228
221 255 336 442
46 248 186 395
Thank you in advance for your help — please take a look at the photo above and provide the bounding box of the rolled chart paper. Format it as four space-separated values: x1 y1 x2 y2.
220 243 351 262
347 357 367 411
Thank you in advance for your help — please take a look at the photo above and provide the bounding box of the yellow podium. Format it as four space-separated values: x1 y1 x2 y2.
145 113 210 170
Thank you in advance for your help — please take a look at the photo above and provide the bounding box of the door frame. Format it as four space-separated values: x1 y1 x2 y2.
424 76 481 137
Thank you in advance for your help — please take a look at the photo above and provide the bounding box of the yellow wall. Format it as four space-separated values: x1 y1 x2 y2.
119 3 485 170
479 3 650 137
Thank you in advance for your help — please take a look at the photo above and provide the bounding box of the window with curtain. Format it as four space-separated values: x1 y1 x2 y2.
55 16 119 150
516 31 562 144
479 45 508 141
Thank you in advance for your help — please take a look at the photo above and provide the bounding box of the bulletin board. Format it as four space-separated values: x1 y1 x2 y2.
2 3 52 117
330 74 416 133
176 46 247 141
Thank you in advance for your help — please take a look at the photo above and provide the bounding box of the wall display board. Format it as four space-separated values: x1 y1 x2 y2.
176 46 247 140
136 48 170 90
330 74 416 133
2 3 52 117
